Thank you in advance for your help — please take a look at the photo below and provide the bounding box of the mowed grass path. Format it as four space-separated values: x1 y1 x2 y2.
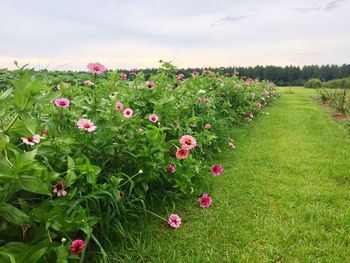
111 88 350 262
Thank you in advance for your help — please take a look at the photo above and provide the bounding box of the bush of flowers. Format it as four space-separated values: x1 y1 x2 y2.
0 61 278 262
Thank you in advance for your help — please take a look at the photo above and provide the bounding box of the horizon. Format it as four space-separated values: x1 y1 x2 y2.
1 0 349 71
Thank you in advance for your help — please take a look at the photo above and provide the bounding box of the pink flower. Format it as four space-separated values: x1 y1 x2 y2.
248 111 254 118
244 117 252 123
77 119 97 132
115 102 124 111
211 164 223 176
251 92 256 99
180 135 197 150
228 142 235 149
130 68 138 73
167 164 176 173
176 148 189 160
21 135 41 146
120 73 127 80
168 214 181 229
191 71 199 76
204 98 210 104
197 97 203 103
149 114 158 123
203 69 212 75
199 194 212 208
52 181 67 197
176 73 185 79
123 108 133 119
54 98 70 108
41 130 49 136
83 80 94 86
70 239 86 255
256 102 263 109
147 81 155 90
56 82 69 90
204 123 211 129
87 62 106 74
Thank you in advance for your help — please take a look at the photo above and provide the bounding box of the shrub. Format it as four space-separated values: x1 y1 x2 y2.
0 62 278 262
304 78 323 89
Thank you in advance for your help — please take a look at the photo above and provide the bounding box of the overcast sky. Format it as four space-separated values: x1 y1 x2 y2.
1 0 349 70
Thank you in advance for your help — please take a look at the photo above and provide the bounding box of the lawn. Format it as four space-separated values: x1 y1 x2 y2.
105 87 350 262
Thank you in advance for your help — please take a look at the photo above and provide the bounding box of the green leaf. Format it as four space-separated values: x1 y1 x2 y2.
0 203 30 225
55 246 68 263
19 176 51 195
0 88 13 102
0 132 10 150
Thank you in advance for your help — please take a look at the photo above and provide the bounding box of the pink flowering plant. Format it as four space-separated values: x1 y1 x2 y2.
0 62 278 261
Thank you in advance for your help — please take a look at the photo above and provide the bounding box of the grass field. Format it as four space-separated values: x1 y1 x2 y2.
104 87 350 262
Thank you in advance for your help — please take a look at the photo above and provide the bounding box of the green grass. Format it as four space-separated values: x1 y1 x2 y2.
104 88 350 262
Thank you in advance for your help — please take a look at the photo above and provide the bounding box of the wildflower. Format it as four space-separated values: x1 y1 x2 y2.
54 98 70 108
147 81 155 90
56 82 69 90
251 92 255 99
211 164 223 176
228 142 235 149
204 123 211 129
176 148 189 160
83 80 94 86
115 81 120 87
21 135 41 146
70 240 86 255
87 62 106 74
248 111 254 118
197 97 203 103
41 130 49 136
119 191 125 199
176 73 185 80
244 117 252 123
256 102 263 109
204 98 210 104
77 119 97 132
191 71 199 76
52 181 67 197
120 73 127 80
203 69 212 75
199 194 213 208
149 114 158 123
180 135 197 150
115 102 124 111
167 164 176 173
123 108 133 119
168 214 181 229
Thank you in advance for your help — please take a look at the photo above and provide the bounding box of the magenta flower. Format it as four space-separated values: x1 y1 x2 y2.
54 98 70 108
199 194 213 208
52 181 67 197
191 71 199 76
168 214 181 229
123 108 133 119
180 135 197 150
204 98 210 104
70 239 86 255
149 114 158 123
204 123 211 129
21 135 41 146
77 119 97 132
115 102 124 111
87 62 106 74
211 164 223 176
83 80 94 86
167 164 176 173
176 148 189 160
176 73 185 80
120 73 127 80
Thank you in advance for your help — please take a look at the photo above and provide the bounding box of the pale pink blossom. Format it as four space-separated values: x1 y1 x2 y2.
115 102 124 111
149 114 158 123
180 135 197 150
54 98 70 108
52 181 67 197
204 98 210 104
83 80 94 86
21 135 41 146
211 164 223 176
229 142 235 149
199 194 212 208
123 108 133 119
204 123 211 129
87 62 106 74
244 117 252 123
120 73 127 80
176 73 185 79
191 71 199 76
168 214 181 229
77 119 97 132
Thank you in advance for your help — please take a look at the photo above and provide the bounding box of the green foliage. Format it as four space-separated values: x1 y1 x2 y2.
304 78 323 89
0 63 278 262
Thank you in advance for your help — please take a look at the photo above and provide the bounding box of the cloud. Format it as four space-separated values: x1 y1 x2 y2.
294 4 322 13
210 15 250 27
324 0 346 11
